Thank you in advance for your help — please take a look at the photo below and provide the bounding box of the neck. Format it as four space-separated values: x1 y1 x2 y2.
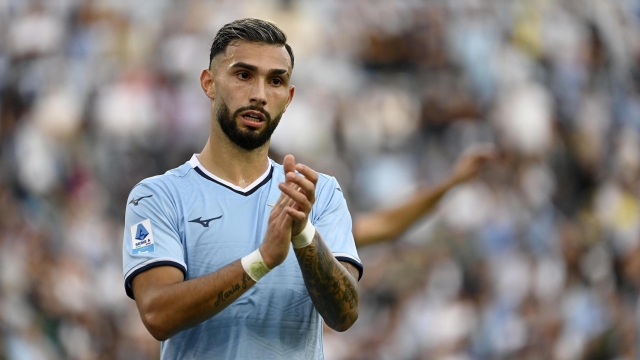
198 124 270 189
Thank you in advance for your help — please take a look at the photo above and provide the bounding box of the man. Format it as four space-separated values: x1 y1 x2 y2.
122 19 361 359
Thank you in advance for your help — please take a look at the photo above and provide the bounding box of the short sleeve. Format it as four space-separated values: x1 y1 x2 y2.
311 176 363 280
122 181 186 299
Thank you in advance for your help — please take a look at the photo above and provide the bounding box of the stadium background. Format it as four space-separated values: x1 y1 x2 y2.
1 0 639 359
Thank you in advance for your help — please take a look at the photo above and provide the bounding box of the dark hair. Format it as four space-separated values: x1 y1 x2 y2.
209 18 294 69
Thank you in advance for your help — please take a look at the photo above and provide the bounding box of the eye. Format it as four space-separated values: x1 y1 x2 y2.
270 78 283 86
237 72 250 80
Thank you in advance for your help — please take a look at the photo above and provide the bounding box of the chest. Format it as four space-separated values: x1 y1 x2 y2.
180 182 282 277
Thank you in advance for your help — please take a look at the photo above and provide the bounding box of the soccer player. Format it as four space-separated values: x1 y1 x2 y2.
122 19 362 359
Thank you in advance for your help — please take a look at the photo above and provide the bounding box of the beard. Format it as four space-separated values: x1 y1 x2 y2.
216 100 282 151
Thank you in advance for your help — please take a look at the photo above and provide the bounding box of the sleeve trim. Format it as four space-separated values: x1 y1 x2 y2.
334 253 363 281
124 258 187 299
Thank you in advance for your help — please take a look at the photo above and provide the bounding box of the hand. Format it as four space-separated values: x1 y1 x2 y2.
259 191 294 269
451 144 499 184
279 154 318 237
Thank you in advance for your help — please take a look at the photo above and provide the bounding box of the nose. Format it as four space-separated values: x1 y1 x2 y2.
249 81 267 106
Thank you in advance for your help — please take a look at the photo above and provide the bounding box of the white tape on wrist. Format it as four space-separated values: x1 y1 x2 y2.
241 249 271 282
292 219 315 249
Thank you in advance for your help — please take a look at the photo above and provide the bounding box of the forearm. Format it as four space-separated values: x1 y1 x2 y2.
133 260 255 340
354 176 459 246
294 231 359 332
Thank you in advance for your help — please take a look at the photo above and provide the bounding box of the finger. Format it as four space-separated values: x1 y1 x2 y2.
283 155 296 183
272 186 301 215
285 207 307 222
279 182 311 213
288 181 302 193
279 182 310 209
283 193 299 211
280 183 300 207
285 172 316 202
269 190 294 220
271 192 288 213
277 208 294 228
295 163 318 185
272 199 293 226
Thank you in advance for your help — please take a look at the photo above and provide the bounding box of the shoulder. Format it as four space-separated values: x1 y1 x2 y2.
315 173 344 207
128 162 192 201
316 172 339 190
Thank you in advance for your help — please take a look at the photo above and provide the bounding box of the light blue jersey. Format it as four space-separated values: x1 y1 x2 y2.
122 155 362 360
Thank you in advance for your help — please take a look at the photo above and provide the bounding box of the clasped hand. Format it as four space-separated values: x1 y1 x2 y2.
259 154 318 269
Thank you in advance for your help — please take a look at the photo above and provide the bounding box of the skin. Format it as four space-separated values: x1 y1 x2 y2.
279 157 360 331
131 40 358 341
354 146 498 246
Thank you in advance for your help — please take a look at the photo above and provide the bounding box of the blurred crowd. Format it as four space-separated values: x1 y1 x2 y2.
1 0 640 359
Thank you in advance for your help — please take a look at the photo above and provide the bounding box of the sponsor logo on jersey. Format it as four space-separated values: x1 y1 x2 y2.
128 195 153 206
188 215 222 227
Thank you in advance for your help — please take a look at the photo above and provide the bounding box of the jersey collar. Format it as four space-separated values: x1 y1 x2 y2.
189 154 273 196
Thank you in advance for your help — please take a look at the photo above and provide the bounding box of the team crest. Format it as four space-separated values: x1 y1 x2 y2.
131 219 155 254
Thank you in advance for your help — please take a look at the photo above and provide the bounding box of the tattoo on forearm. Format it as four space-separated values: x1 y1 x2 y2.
296 232 358 329
303 247 314 273
241 273 249 289
214 274 251 307
341 272 357 310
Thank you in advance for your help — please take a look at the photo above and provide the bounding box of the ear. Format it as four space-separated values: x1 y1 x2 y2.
200 69 215 99
283 85 295 113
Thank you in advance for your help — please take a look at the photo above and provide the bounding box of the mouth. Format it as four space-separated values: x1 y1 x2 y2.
239 110 266 127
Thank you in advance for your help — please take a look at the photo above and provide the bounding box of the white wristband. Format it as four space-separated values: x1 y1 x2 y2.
292 219 315 248
241 249 271 282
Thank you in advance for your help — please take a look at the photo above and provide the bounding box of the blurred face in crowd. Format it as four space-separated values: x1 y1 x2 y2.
201 40 295 150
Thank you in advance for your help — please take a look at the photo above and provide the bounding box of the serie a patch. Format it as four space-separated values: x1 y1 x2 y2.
131 219 155 254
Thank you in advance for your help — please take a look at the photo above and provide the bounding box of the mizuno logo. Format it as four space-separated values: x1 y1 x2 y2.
189 216 222 227
129 195 153 206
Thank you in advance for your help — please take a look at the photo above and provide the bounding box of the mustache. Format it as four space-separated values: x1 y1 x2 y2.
233 105 271 122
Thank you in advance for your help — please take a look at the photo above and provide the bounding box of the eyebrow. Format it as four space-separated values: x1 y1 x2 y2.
230 62 290 78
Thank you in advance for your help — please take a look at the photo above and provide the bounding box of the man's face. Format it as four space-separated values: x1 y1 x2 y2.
206 41 294 150
215 98 282 150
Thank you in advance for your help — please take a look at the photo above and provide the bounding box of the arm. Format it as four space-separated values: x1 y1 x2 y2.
279 155 359 332
353 146 498 246
294 233 359 331
353 177 458 246
132 191 295 341
132 262 255 341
